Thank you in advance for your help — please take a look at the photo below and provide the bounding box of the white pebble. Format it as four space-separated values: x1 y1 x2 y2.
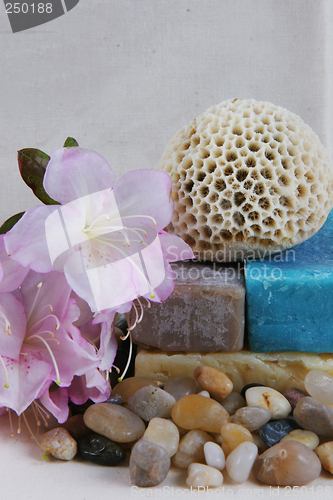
305 370 333 405
198 390 210 398
245 386 291 419
226 441 258 483
142 417 180 457
204 441 225 471
186 463 223 488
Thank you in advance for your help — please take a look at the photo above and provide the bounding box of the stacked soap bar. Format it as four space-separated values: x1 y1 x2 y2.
132 261 245 352
246 210 333 352
135 348 333 394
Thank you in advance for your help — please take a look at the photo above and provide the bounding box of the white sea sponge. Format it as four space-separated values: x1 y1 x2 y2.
156 99 333 261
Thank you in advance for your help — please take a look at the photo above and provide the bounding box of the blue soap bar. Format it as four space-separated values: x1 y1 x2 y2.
245 209 333 352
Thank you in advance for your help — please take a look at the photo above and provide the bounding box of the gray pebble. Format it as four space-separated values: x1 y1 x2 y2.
130 439 170 487
293 396 333 437
127 386 176 421
220 392 246 415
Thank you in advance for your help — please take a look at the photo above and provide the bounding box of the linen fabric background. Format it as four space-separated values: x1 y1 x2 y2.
0 0 333 223
0 2 333 499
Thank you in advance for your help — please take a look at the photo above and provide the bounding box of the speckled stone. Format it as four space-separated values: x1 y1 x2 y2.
283 388 308 411
171 394 230 433
172 430 212 469
164 376 197 401
78 434 126 466
245 386 292 419
130 439 170 487
127 386 176 421
253 441 322 486
194 365 233 401
83 403 145 443
40 427 77 461
259 419 301 447
293 396 333 437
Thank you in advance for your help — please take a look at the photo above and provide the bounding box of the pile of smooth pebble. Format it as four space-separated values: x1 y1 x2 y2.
40 366 333 488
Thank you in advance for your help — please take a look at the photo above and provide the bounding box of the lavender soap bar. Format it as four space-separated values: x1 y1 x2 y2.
132 261 245 352
246 210 333 352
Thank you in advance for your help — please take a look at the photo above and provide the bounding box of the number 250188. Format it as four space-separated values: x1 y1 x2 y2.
5 3 53 14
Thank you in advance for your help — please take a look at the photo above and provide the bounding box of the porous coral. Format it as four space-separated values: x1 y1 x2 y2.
156 99 333 261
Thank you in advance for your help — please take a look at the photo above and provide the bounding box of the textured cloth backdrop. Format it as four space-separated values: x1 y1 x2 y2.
0 0 332 220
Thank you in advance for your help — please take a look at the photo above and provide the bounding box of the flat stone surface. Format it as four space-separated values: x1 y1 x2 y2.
132 261 245 352
135 348 333 393
246 210 333 352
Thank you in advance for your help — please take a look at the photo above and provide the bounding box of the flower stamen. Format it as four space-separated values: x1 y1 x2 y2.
6 408 14 436
117 333 133 382
26 282 43 323
32 314 60 331
0 311 11 335
0 355 9 388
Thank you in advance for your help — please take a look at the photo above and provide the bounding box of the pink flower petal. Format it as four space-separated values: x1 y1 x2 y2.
159 231 195 262
0 293 26 361
39 386 69 423
113 169 173 232
0 236 29 292
4 206 58 273
96 313 117 371
0 352 52 415
67 370 110 406
44 148 115 204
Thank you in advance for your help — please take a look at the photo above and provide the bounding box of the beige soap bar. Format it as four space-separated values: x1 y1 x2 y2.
135 349 333 393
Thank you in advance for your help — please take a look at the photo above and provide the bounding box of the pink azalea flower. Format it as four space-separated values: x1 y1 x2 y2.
0 235 29 293
0 270 102 419
4 148 194 314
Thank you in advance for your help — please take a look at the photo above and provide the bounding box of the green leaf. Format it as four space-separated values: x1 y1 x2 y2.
63 137 79 148
0 212 25 234
18 149 60 205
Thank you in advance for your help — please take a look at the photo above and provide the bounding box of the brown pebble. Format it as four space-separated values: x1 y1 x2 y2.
194 365 233 401
283 388 307 410
40 427 77 461
253 440 321 486
111 377 159 402
62 414 91 440
171 394 230 433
